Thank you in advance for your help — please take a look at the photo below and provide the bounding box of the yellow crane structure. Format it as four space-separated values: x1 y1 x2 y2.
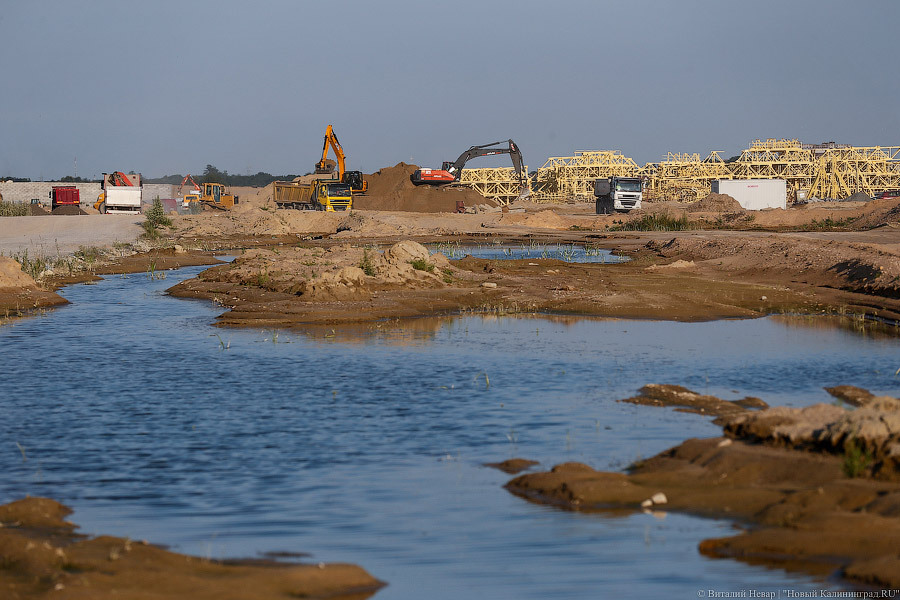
452 138 900 203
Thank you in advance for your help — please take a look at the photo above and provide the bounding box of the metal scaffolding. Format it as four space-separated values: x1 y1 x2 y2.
452 139 900 204
530 151 643 202
458 167 529 205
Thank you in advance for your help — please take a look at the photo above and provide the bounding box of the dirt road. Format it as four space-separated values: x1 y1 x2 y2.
0 214 143 256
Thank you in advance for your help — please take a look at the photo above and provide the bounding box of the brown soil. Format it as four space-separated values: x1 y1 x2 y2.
619 383 768 422
167 229 900 328
50 205 87 216
356 163 491 212
0 256 68 316
484 458 541 474
686 192 743 213
0 497 383 599
505 387 900 588
29 204 49 216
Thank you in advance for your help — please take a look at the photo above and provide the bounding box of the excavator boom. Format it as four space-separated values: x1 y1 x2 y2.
312 125 367 194
411 139 526 187
315 125 347 176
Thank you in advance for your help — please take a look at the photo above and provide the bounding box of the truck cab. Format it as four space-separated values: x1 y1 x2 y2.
594 176 643 214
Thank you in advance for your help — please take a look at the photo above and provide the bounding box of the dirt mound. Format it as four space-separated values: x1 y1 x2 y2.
647 235 900 297
0 256 37 287
849 197 900 229
687 193 743 213
355 163 489 213
498 209 571 229
30 204 49 216
50 205 87 215
721 392 900 479
845 191 872 202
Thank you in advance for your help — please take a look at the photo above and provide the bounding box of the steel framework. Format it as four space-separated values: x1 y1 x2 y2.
458 167 529 205
452 139 900 204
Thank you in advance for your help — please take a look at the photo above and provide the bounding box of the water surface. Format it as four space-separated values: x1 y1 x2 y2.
1 266 897 598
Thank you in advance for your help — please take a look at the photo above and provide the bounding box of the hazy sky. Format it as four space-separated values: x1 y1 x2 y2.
2 1 898 180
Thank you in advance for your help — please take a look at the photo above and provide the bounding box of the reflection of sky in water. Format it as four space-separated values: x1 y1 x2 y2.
0 266 895 599
429 243 629 263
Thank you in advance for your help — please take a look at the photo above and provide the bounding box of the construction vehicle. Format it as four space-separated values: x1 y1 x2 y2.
314 125 368 194
273 179 352 211
593 176 643 214
176 174 202 209
49 186 81 211
183 182 239 211
411 140 527 189
94 172 142 214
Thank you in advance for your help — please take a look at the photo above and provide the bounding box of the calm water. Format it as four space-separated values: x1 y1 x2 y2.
429 242 629 263
1 265 898 598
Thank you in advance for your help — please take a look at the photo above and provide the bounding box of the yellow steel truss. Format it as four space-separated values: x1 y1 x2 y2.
531 151 642 202
452 139 900 204
458 167 529 205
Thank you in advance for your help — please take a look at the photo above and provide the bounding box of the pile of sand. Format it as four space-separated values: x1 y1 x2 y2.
686 193 743 213
848 197 900 229
0 257 36 287
50 205 87 215
355 163 488 213
30 204 49 216
498 209 570 229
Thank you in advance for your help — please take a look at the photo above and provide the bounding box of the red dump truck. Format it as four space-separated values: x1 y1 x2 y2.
49 186 81 211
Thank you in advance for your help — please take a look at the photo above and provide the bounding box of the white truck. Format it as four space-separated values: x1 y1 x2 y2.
96 172 143 214
594 176 643 214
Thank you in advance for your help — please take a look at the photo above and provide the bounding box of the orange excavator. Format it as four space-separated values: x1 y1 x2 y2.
314 125 368 194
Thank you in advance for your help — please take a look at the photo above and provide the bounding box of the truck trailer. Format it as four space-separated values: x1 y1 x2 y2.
49 186 81 211
97 172 143 214
273 179 352 211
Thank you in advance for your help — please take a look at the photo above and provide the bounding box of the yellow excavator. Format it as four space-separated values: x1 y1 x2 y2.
315 125 368 194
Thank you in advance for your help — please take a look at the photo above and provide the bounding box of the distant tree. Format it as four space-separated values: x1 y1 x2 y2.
202 164 227 184
724 155 742 163
1 175 32 182
59 175 93 183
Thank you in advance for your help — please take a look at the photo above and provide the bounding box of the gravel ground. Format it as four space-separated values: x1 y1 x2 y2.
0 214 143 256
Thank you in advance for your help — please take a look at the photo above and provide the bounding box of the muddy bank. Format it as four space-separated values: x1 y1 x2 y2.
506 386 900 588
167 240 830 328
168 228 900 328
0 497 383 599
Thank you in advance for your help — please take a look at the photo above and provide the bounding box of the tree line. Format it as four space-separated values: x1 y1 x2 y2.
146 165 303 187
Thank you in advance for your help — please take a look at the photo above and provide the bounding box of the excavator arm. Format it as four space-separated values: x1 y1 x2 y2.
443 140 525 183
315 125 347 177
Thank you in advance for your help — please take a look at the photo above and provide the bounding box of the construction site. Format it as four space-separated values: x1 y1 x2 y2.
3 128 900 600
457 138 900 205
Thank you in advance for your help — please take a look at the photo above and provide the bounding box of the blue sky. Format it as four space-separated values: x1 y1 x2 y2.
2 0 898 180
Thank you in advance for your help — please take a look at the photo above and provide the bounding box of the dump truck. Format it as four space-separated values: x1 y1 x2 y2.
594 176 642 214
273 179 352 211
49 186 81 211
95 172 142 214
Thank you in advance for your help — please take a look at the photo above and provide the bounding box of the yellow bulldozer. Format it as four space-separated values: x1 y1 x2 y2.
183 182 239 211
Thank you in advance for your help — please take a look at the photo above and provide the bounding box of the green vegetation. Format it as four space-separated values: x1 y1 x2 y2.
808 216 855 230
358 247 377 276
146 164 301 188
0 202 29 217
842 438 872 478
609 213 694 232
141 197 173 239
410 258 435 273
